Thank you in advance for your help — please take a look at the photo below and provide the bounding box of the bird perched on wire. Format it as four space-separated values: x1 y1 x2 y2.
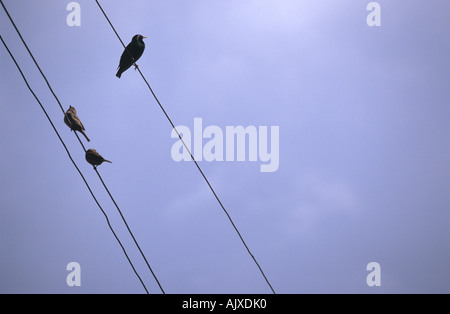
116 34 147 78
85 149 112 168
64 106 90 142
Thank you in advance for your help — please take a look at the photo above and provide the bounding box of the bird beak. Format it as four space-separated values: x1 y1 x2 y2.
142 36 147 39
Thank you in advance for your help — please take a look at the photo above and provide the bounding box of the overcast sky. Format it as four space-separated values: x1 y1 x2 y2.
0 0 449 293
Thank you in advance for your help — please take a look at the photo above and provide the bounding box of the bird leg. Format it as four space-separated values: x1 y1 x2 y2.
130 56 139 71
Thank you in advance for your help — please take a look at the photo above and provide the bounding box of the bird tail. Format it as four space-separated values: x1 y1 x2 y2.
116 68 122 78
81 130 91 142
104 159 112 164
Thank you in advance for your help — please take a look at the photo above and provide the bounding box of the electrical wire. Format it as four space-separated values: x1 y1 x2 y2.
0 0 165 294
94 167 165 293
0 33 149 294
94 0 276 294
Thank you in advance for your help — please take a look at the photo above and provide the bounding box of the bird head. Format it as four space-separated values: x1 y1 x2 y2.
133 34 147 43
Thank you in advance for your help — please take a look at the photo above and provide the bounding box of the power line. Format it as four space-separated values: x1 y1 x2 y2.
0 0 165 294
0 33 149 294
94 0 276 294
94 167 165 293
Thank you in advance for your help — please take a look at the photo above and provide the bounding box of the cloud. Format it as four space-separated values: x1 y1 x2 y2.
285 172 361 236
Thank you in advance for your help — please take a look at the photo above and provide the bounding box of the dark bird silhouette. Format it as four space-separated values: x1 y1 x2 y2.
64 106 90 142
116 34 146 78
85 149 112 168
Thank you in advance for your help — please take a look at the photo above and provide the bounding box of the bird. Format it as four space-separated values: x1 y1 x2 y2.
116 34 147 78
64 106 90 142
85 149 112 168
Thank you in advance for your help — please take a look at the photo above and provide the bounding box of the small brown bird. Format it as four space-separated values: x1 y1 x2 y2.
64 106 90 142
85 149 112 168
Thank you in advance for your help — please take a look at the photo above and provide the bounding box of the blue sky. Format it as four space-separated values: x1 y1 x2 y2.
0 0 449 293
